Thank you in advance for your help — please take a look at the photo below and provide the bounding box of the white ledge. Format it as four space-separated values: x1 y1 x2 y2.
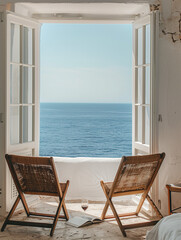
54 157 121 201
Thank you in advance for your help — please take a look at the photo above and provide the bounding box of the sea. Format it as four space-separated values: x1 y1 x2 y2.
39 103 132 158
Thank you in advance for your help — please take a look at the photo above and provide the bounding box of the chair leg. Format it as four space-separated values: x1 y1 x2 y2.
1 195 20 232
50 182 69 236
167 188 172 215
101 182 126 237
20 193 30 217
61 181 69 221
136 192 147 215
101 201 109 220
101 200 109 220
62 204 69 221
50 199 64 236
100 181 109 220
146 195 163 218
108 198 127 237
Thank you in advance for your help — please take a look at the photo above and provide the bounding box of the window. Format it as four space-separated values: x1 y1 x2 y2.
10 23 35 144
133 15 153 155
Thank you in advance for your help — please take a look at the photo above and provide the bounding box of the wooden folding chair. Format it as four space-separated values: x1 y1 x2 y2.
1 154 70 236
100 152 165 237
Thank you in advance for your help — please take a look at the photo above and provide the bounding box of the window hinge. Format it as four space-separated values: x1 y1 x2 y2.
0 113 4 123
0 12 4 23
0 188 1 208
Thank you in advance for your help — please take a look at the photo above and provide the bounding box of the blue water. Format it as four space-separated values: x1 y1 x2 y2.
40 103 132 157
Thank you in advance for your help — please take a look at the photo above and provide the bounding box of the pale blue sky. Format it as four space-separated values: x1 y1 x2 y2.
40 24 132 103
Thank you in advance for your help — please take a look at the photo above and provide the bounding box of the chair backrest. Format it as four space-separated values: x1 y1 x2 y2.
5 154 61 196
112 153 165 193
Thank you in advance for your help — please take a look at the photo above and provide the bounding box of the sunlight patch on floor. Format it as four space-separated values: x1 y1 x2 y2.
0 197 154 239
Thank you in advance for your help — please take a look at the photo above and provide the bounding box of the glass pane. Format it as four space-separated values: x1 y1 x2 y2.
137 67 142 104
145 66 150 104
138 27 143 65
10 106 20 144
22 106 33 143
10 23 20 63
22 67 34 104
146 24 150 64
145 106 150 145
136 106 142 142
22 27 33 65
10 64 20 104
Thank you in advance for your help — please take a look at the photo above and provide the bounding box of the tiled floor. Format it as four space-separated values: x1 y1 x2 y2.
0 197 154 240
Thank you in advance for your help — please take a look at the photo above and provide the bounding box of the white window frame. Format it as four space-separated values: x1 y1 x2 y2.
132 13 158 156
132 12 159 206
5 12 40 210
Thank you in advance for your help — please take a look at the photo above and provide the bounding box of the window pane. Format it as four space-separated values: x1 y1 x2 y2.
137 27 143 65
10 23 20 63
136 106 142 142
22 106 34 142
137 67 142 104
145 66 150 104
10 106 20 144
145 106 150 145
145 24 150 64
10 64 20 104
22 27 33 65
22 67 34 104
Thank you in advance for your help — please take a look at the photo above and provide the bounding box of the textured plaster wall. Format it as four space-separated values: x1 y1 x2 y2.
0 0 156 3
0 9 6 216
158 0 181 215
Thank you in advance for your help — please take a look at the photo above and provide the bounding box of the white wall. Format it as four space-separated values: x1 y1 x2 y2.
158 0 181 215
0 9 6 216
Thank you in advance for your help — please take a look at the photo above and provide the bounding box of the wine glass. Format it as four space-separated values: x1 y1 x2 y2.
81 199 89 211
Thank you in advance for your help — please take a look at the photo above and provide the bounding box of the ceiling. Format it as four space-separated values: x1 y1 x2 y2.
14 2 150 23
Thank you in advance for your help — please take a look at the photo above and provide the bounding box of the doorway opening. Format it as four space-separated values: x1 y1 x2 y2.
3 2 157 214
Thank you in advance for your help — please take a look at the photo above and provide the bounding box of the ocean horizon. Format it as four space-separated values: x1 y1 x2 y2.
40 102 132 104
40 102 132 158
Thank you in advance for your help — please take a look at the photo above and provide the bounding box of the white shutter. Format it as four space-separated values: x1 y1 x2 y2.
5 12 41 210
132 12 158 156
132 12 159 207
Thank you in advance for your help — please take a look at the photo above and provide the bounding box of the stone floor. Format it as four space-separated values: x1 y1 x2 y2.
0 197 155 240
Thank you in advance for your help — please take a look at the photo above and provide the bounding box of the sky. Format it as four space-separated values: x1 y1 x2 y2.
40 24 132 103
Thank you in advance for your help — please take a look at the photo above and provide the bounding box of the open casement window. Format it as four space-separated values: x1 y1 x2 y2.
132 12 159 207
6 13 40 209
132 12 158 156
